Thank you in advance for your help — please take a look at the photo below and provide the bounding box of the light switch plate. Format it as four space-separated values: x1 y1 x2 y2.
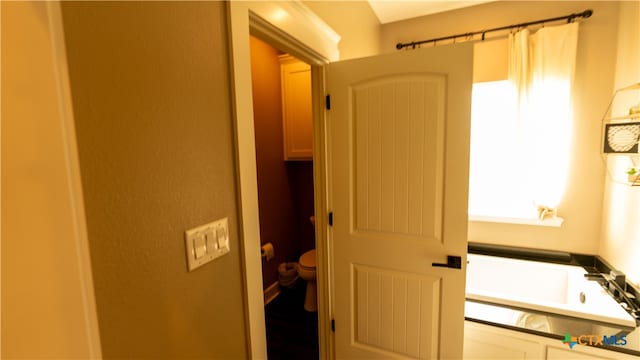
185 217 230 271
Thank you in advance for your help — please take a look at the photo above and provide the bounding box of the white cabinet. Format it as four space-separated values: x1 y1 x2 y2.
464 321 543 359
464 321 639 360
279 55 312 161
546 345 628 360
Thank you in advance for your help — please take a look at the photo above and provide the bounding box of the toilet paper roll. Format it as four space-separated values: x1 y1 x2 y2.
261 242 275 261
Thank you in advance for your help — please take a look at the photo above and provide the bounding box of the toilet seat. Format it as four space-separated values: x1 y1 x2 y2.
299 249 316 269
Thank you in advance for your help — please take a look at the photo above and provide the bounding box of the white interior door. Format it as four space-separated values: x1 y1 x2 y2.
327 43 473 359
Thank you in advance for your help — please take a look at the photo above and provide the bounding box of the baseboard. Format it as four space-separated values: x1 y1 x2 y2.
264 281 280 305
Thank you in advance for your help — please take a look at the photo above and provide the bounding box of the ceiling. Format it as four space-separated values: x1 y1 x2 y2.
367 0 495 24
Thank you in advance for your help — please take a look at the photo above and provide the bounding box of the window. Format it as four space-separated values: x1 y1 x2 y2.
468 80 570 225
468 24 578 226
468 80 536 220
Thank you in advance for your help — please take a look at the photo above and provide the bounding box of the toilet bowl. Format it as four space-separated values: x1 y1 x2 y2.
297 249 317 312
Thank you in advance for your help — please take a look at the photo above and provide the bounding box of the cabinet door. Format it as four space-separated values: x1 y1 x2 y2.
279 55 312 160
464 321 543 359
546 345 637 360
464 321 640 360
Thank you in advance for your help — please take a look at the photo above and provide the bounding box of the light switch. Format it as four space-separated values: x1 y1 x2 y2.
185 217 230 271
194 235 206 259
205 228 217 251
217 227 227 249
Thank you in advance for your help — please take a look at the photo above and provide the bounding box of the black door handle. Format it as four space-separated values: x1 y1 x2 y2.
432 255 462 269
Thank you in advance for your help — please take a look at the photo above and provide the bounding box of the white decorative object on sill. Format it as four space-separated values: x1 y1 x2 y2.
536 205 557 221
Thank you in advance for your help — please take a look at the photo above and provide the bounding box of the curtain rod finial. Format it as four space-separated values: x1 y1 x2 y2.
583 9 593 18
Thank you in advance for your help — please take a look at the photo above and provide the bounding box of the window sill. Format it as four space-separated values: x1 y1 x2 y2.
469 215 564 228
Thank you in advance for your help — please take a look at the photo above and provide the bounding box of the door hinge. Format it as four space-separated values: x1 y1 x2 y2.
331 319 335 332
325 95 331 110
328 212 333 226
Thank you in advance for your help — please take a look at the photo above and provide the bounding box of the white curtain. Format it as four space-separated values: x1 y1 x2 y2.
508 23 579 216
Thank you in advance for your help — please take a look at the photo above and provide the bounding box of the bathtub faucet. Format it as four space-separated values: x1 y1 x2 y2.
584 270 626 289
584 270 639 324
609 270 626 290
584 272 606 282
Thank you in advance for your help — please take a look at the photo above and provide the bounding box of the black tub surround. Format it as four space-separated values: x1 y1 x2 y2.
466 242 640 357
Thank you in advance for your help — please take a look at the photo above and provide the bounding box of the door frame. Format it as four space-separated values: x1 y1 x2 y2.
4 2 102 357
227 2 340 359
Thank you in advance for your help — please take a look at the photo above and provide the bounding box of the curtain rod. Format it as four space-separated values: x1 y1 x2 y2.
396 9 593 50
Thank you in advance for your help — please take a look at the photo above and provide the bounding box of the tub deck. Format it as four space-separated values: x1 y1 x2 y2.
466 253 636 328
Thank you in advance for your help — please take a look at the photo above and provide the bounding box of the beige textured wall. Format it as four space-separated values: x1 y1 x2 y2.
61 2 247 358
599 1 640 286
304 0 381 59
382 1 620 254
1 2 101 358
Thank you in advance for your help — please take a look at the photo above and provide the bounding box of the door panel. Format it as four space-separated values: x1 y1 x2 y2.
354 75 445 239
327 43 473 359
354 265 441 359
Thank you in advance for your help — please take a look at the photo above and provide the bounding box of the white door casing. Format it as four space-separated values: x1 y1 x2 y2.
3 2 102 357
327 44 473 359
227 3 339 358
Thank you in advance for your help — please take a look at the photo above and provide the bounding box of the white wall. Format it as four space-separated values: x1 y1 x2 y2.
599 1 640 287
382 1 620 254
1 2 101 357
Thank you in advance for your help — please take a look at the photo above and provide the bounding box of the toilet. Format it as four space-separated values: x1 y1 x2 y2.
297 249 317 312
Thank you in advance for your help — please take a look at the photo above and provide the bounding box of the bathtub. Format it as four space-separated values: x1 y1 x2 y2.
465 253 636 328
